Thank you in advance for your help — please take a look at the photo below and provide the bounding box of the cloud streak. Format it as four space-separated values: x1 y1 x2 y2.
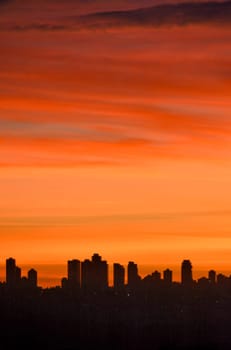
1 1 231 167
1 1 231 31
1 209 231 227
77 1 231 30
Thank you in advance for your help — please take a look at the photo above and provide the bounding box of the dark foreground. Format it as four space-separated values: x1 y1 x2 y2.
1 283 231 350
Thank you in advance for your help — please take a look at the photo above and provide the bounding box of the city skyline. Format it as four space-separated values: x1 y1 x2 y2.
1 0 231 290
2 253 231 349
1 253 231 289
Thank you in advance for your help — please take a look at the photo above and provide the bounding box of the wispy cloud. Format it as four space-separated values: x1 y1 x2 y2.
1 1 231 31
0 119 129 141
1 1 230 167
76 1 231 30
1 210 231 227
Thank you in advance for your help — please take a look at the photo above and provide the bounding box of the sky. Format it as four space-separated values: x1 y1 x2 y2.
0 0 231 287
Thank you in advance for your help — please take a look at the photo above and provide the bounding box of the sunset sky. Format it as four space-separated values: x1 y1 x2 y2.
0 0 231 287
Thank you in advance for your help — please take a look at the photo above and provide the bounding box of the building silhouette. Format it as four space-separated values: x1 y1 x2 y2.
28 268 38 288
152 270 161 282
81 254 108 293
68 259 81 289
163 268 173 284
6 258 39 290
208 269 216 284
6 257 17 288
15 266 22 284
197 276 209 287
113 263 125 292
61 277 68 289
2 253 231 350
181 259 193 286
91 253 108 292
217 273 228 286
127 261 140 289
81 259 92 292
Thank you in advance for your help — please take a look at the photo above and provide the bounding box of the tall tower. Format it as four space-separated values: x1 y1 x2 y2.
6 257 16 288
81 259 92 293
127 261 140 289
15 266 22 284
113 263 125 292
181 260 193 286
91 253 108 292
81 254 108 293
208 270 216 284
68 259 81 289
163 269 173 284
28 268 38 288
152 270 161 281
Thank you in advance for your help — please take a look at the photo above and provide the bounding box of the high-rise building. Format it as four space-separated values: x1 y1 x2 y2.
68 259 81 289
113 263 125 292
163 269 172 284
127 261 140 289
81 254 108 293
61 277 68 289
208 270 216 284
6 257 16 288
81 259 92 293
217 273 227 285
28 268 37 288
15 266 22 284
92 253 101 264
91 253 108 292
152 270 161 281
181 260 193 286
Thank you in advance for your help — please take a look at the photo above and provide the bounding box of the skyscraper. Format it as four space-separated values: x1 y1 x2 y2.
28 268 38 288
15 266 22 284
113 263 125 292
127 261 140 289
6 257 16 288
81 254 108 293
163 269 173 284
181 260 193 286
61 277 68 289
68 259 81 289
81 259 92 293
208 270 216 284
152 270 161 281
91 253 108 292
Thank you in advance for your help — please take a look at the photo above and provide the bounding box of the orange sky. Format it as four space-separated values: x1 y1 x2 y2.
0 0 231 287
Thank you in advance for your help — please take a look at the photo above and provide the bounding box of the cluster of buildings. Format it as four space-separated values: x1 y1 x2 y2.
60 254 223 293
3 254 228 293
5 257 37 289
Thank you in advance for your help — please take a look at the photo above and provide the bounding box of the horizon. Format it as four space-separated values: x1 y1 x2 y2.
1 257 231 288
